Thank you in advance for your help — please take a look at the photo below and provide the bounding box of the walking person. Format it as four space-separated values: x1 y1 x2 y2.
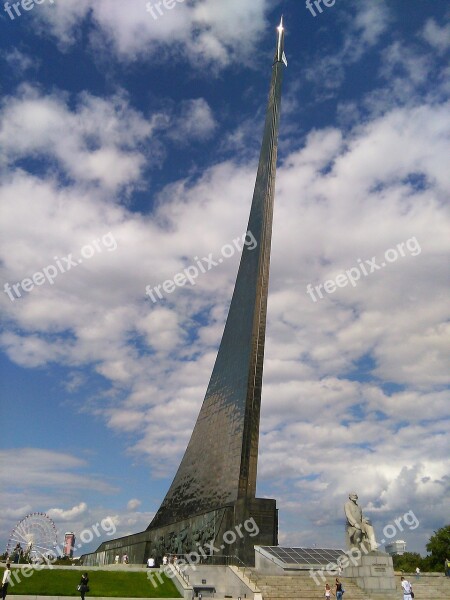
325 582 332 598
1 563 11 600
401 576 413 599
335 578 344 600
78 572 89 600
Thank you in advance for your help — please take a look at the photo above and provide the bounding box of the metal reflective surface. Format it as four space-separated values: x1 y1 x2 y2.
150 45 285 529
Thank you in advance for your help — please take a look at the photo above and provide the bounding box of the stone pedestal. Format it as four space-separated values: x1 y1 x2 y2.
81 498 277 567
343 550 396 592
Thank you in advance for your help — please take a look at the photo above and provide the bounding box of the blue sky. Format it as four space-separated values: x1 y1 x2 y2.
0 0 449 559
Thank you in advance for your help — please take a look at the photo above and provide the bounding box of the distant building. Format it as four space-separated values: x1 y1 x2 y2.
64 532 75 558
385 540 406 555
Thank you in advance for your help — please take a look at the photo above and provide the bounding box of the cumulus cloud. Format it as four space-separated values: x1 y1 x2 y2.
127 498 142 511
166 99 217 143
1 89 448 540
0 87 155 191
1 90 449 470
47 503 88 521
31 0 269 66
421 19 450 55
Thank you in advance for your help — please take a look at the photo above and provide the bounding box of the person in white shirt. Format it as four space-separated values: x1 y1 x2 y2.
401 576 413 598
1 563 11 600
146 557 155 568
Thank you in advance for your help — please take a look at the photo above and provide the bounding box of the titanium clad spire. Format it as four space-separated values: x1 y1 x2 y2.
149 18 287 529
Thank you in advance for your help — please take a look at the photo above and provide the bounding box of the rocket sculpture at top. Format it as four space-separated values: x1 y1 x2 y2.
276 16 288 66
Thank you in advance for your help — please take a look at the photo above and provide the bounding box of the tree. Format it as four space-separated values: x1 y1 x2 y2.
426 525 450 570
393 552 423 572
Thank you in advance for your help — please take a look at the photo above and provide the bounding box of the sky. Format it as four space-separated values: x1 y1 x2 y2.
0 0 449 560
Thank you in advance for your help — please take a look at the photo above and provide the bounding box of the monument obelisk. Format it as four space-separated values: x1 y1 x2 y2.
82 17 287 567
150 15 287 529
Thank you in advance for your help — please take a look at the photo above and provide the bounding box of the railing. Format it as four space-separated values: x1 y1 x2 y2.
172 561 190 585
168 553 235 566
229 555 257 585
164 553 257 585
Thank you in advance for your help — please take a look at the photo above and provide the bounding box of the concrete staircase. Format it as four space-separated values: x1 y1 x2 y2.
250 572 370 600
395 574 450 600
248 571 450 600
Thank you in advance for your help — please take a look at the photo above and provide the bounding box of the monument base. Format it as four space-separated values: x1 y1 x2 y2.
343 550 396 592
81 497 277 567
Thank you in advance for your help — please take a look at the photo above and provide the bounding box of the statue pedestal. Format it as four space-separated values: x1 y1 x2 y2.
343 550 396 593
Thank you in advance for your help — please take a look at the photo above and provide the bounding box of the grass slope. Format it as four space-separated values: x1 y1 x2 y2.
6 568 181 597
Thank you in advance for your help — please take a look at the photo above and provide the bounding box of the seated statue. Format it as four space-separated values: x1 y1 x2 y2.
344 492 377 551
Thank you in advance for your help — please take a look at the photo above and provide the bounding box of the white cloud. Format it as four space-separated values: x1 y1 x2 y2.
2 48 39 74
305 0 391 94
167 99 217 143
1 506 33 521
0 451 152 553
32 0 270 66
127 499 141 511
47 503 88 522
352 0 391 47
0 449 116 493
0 87 155 191
421 18 450 54
1 95 449 491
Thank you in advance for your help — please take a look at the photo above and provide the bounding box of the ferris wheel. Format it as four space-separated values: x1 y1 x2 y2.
6 512 58 561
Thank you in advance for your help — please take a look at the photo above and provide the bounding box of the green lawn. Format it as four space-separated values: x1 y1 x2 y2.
7 568 181 597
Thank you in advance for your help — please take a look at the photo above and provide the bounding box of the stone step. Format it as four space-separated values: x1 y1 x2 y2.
259 597 368 600
257 584 367 599
258 594 366 597
258 593 365 595
248 571 450 600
